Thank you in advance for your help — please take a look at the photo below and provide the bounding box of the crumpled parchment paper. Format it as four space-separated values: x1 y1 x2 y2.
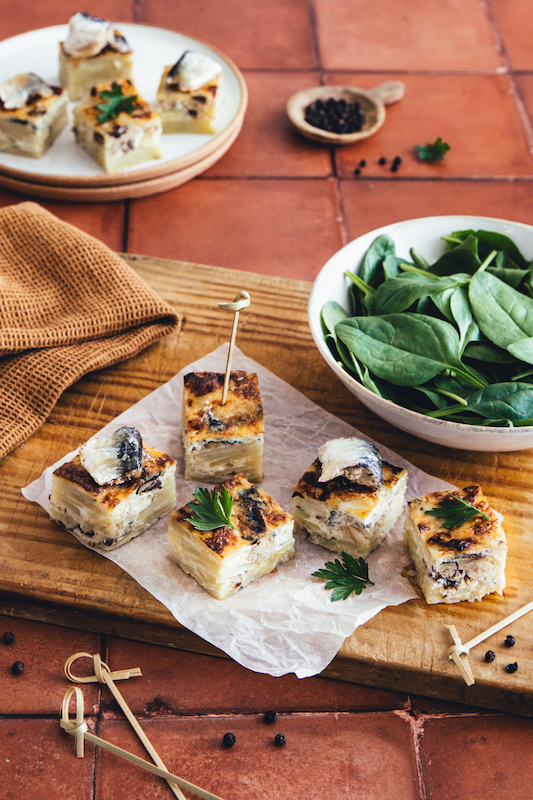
23 344 452 678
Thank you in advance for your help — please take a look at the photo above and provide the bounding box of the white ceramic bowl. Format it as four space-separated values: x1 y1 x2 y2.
309 215 533 451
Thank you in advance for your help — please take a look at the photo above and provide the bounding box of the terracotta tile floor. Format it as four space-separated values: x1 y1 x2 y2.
2 0 533 798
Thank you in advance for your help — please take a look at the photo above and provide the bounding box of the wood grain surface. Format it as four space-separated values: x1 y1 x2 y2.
2 254 533 715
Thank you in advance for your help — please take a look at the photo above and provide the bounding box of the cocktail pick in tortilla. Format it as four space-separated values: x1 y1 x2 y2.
217 290 250 405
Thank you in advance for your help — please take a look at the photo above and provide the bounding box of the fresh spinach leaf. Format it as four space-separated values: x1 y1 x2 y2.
460 382 533 422
430 235 481 276
449 285 480 355
469 270 533 351
463 341 518 364
373 274 462 315
359 234 395 288
447 229 528 268
336 313 486 388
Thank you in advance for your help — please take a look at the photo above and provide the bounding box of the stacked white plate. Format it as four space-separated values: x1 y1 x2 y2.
0 23 247 201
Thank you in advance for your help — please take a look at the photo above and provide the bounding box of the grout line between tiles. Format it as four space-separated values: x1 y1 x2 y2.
195 174 533 182
121 200 130 253
392 710 427 800
132 0 142 24
307 0 321 70
480 0 533 156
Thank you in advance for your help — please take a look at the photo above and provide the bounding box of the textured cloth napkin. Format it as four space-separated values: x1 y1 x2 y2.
0 202 179 460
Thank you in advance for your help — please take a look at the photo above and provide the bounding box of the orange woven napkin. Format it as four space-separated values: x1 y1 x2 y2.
0 202 179 460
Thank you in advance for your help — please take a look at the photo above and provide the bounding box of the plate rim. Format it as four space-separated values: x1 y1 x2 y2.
0 22 248 187
0 112 242 201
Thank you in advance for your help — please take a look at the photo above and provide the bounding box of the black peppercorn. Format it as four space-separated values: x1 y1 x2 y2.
378 157 386 165
264 711 277 724
354 168 361 176
3 632 15 645
359 159 366 167
505 662 518 673
274 733 286 747
304 97 365 135
390 163 399 172
484 650 496 663
11 661 24 675
222 732 236 748
393 155 402 165
504 635 516 647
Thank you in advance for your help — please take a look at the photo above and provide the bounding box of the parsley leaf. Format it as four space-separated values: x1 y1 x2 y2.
96 85 138 123
312 551 374 601
414 137 450 162
425 493 491 530
187 486 236 531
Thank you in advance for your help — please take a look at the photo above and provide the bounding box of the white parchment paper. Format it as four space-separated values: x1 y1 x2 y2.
23 344 452 678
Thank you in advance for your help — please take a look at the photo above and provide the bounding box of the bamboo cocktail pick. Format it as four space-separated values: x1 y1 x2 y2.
447 598 533 685
60 686 224 800
64 652 222 800
218 290 250 405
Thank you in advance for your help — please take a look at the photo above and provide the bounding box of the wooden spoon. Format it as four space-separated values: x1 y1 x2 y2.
286 81 405 145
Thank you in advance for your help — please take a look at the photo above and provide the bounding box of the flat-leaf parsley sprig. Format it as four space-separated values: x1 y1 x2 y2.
187 486 236 531
96 84 138 123
312 552 374 601
426 493 490 530
414 137 450 162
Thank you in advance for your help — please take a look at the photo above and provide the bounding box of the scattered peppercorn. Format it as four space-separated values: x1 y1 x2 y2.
3 632 15 645
505 662 518 673
393 155 402 165
378 157 387 165
484 650 496 663
222 732 236 748
504 635 516 647
274 733 286 747
11 661 24 675
359 159 367 167
354 168 361 176
390 163 399 173
264 711 277 724
304 97 365 135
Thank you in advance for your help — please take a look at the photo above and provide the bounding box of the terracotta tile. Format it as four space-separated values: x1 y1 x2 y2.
0 618 101 715
98 712 421 800
206 71 333 178
0 718 96 799
0 195 125 251
138 0 317 69
340 179 533 243
314 0 502 71
128 178 343 281
103 639 406 715
1 0 134 40
489 0 533 70
329 73 533 179
421 715 533 799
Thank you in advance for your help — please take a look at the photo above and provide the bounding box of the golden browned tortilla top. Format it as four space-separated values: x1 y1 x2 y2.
0 85 65 121
53 445 175 509
293 458 405 502
183 371 264 443
77 78 159 133
172 473 291 557
408 485 503 553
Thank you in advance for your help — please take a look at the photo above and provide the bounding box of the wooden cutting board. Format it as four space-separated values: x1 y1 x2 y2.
2 254 533 716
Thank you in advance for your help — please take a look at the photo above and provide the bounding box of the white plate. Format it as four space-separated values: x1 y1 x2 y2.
309 215 533 451
0 23 247 185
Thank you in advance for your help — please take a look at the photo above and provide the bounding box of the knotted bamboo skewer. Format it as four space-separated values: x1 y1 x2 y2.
447 598 533 685
217 290 250 405
60 686 223 800
64 652 222 800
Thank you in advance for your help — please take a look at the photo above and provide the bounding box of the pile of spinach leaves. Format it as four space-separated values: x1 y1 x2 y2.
322 229 533 427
